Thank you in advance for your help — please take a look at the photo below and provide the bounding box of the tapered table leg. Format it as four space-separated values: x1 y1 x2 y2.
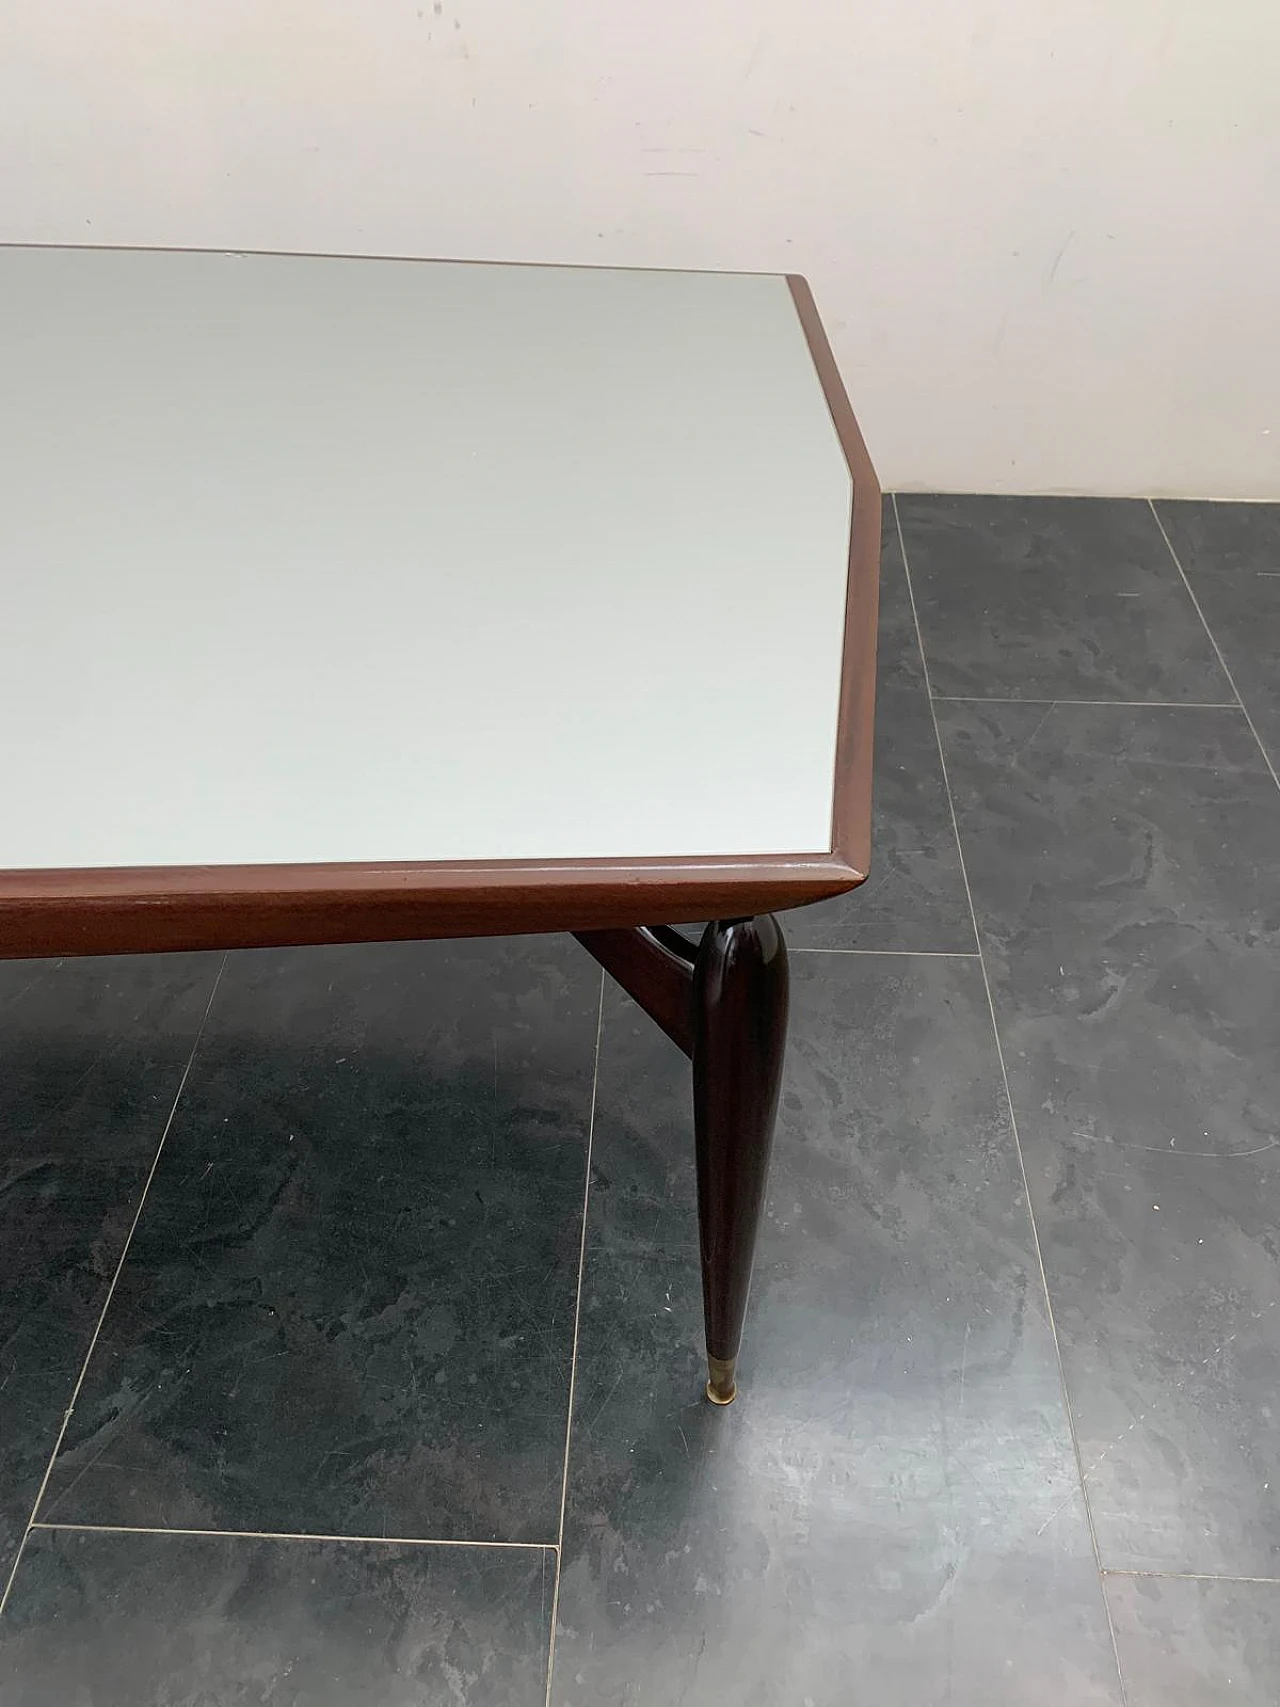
692 915 789 1404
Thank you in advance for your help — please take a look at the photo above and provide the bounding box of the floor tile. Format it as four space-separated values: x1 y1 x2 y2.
1155 499 1280 771
1106 1573 1280 1707
937 701 1280 1574
0 1527 553 1707
0 954 222 1589
38 938 601 1545
551 956 1121 1706
898 495 1230 703
786 499 976 953
0 953 222 1168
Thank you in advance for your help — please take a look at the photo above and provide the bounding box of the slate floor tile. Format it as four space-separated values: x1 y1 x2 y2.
1155 499 1280 771
937 700 1280 1574
1 1527 553 1707
37 938 600 1545
1107 1572 1280 1707
899 495 1229 703
550 955 1121 1706
0 954 221 1586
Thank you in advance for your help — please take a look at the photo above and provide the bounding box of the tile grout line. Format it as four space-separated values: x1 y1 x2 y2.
0 954 229 1619
933 695 1239 709
790 948 981 958
543 969 605 1707
28 1520 554 1553
1103 1567 1280 1586
1148 497 1280 792
893 494 1132 1707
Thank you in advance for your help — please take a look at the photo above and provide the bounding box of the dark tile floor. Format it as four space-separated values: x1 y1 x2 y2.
1 494 1277 1703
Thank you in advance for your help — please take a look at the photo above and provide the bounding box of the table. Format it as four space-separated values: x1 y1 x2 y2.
0 244 880 1404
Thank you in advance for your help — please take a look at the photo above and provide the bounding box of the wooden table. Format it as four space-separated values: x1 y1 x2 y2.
0 245 879 1404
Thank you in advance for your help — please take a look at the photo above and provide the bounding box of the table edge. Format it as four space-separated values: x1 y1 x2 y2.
785 275 881 881
0 853 866 959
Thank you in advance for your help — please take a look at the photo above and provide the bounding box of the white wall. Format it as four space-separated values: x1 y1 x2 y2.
2 1 1277 497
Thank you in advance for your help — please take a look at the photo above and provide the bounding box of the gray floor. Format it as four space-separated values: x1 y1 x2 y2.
1 494 1277 1704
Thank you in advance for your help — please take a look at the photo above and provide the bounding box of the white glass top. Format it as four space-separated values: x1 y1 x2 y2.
0 247 852 871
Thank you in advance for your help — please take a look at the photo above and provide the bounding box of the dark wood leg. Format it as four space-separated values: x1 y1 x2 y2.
573 916 787 1405
692 915 789 1405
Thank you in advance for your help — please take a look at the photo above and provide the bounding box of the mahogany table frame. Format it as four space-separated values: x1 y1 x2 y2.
0 271 880 1405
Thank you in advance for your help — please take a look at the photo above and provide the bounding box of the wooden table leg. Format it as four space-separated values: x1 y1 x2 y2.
574 915 788 1404
692 915 789 1404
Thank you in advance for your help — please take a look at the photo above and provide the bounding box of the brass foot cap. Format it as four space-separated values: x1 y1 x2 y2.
705 1355 737 1406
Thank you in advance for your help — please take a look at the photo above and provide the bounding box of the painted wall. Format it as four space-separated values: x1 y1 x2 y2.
2 1 1277 496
